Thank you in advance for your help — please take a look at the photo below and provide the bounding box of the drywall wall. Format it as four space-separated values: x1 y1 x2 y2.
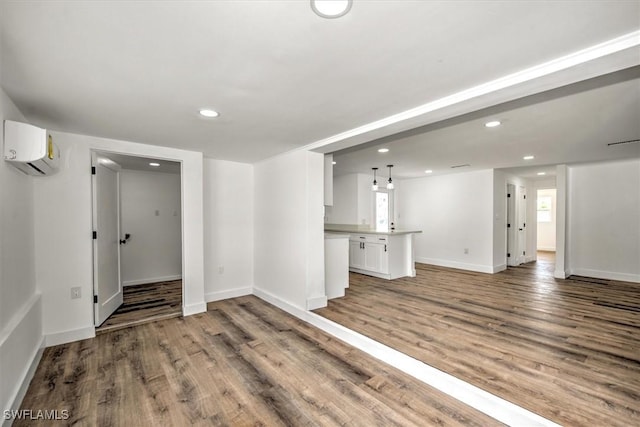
567 159 640 282
33 131 205 346
254 150 325 310
536 188 557 251
204 158 254 301
325 173 373 226
398 170 495 273
120 170 182 285
0 88 43 417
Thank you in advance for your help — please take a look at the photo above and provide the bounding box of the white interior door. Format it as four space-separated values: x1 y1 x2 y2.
92 154 123 326
517 186 527 264
506 184 517 266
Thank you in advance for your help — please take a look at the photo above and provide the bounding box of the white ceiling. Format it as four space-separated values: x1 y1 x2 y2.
1 1 639 170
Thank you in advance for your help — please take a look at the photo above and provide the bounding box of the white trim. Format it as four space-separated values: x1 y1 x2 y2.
301 31 640 153
205 286 252 302
182 302 207 316
0 293 40 347
306 295 328 310
123 275 182 287
45 326 95 347
4 341 44 426
492 263 507 273
537 246 556 252
252 290 560 427
570 268 640 284
554 269 570 279
416 257 494 274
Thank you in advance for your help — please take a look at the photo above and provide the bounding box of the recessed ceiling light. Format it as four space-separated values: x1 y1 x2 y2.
311 0 352 19
199 109 219 118
332 161 337 165
485 120 501 128
537 172 546 176
149 162 160 167
425 170 433 174
378 148 389 153
523 155 535 160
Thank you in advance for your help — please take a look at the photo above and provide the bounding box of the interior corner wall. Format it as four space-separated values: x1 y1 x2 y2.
253 150 325 310
120 170 182 286
0 88 43 416
397 169 495 273
33 131 206 346
203 158 254 302
567 159 640 282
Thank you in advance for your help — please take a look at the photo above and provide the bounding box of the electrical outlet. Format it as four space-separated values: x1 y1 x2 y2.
464 248 469 254
71 287 81 299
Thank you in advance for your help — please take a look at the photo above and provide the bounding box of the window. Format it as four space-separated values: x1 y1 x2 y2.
537 195 552 222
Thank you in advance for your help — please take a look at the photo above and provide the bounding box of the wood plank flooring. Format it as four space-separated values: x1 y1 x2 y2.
18 296 502 426
96 280 182 333
314 255 640 427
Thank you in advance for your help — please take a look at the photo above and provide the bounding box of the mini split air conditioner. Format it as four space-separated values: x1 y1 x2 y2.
3 120 60 175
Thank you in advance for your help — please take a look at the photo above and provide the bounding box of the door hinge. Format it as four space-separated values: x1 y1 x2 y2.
92 231 97 239
507 193 511 198
523 251 526 256
523 223 526 227
91 166 96 175
507 253 511 258
507 223 511 228
524 195 526 199
93 295 98 304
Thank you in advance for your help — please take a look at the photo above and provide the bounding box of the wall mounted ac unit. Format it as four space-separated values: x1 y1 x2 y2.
3 120 60 175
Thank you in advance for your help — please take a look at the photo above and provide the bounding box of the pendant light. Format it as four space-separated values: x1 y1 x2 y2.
387 164 394 190
371 167 379 191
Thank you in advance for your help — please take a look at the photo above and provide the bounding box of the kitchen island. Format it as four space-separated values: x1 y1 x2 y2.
324 225 422 280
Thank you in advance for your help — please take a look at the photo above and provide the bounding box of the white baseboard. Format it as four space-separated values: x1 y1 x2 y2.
123 275 182 287
570 268 640 283
252 287 307 317
1 293 43 422
492 263 507 273
524 255 537 264
537 247 556 252
205 287 252 303
306 295 328 310
554 269 570 279
416 257 494 274
183 301 207 316
45 326 95 347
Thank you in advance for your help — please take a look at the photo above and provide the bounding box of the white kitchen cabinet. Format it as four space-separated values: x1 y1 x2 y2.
342 231 416 279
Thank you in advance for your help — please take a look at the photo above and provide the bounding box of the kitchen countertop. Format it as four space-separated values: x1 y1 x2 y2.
324 224 422 236
324 232 351 239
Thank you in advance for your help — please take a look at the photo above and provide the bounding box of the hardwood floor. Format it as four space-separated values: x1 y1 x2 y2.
96 280 182 333
314 255 640 427
18 296 502 426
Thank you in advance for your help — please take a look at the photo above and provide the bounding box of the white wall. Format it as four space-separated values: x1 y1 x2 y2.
398 170 496 273
325 173 373 226
120 170 182 285
0 88 43 417
204 158 254 301
254 150 325 310
33 131 206 346
536 188 557 251
567 159 640 282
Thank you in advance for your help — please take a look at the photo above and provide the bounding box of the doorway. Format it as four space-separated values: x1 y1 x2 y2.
91 151 183 332
506 183 527 266
536 188 557 269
